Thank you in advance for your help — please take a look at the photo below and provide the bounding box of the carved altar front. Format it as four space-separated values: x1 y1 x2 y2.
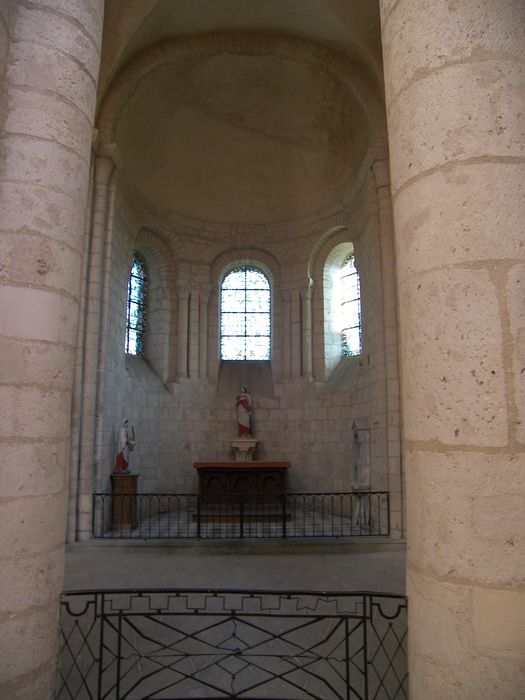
194 461 290 496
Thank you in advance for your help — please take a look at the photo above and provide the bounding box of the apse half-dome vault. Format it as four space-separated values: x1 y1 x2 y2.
115 48 370 224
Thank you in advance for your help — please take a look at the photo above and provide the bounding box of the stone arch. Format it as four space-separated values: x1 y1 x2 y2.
310 227 363 381
210 247 281 290
134 227 176 285
325 242 361 367
307 224 348 280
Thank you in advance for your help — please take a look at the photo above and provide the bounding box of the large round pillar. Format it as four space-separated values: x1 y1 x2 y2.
0 1 103 697
380 1 525 697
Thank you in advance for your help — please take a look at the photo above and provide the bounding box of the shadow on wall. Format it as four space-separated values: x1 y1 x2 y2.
320 355 363 393
216 361 274 398
125 354 169 391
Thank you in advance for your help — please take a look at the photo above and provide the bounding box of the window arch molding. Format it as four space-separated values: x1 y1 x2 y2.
208 248 282 378
125 228 176 382
310 227 363 382
218 258 275 290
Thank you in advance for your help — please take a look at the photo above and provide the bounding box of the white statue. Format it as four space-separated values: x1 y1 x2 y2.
114 419 135 473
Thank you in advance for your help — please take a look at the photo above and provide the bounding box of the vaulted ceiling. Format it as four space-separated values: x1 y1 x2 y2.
100 0 383 96
99 0 385 225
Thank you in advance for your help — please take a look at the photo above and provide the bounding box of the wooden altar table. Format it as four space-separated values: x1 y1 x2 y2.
194 461 290 496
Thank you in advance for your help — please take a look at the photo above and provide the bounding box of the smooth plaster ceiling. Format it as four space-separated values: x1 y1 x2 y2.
115 51 370 224
102 0 382 224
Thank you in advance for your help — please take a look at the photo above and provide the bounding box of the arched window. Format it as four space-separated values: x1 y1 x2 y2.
125 252 147 356
316 237 363 381
337 253 361 356
220 266 271 360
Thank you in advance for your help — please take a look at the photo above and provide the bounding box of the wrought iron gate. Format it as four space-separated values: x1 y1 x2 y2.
57 588 407 699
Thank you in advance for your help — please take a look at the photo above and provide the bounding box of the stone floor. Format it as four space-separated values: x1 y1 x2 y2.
64 538 406 594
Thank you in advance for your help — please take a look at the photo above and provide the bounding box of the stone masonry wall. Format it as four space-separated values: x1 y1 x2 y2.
79 168 403 537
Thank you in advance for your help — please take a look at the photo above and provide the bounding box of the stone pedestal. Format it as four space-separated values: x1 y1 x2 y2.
351 419 370 491
230 437 258 461
111 473 138 529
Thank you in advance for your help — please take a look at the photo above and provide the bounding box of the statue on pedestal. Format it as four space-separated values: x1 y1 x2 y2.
236 385 253 436
114 419 135 474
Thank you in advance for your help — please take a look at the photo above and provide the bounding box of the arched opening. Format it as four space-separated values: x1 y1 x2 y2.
338 252 362 357
323 242 362 376
220 266 271 361
125 252 147 356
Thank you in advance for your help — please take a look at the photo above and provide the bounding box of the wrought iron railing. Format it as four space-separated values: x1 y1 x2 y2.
92 492 390 539
56 588 408 699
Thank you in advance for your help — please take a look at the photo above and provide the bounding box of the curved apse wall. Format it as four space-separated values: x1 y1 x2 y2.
114 46 370 225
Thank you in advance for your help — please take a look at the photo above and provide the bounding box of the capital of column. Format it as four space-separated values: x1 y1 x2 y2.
93 148 116 185
301 277 314 297
199 284 212 303
174 283 190 301
371 159 390 188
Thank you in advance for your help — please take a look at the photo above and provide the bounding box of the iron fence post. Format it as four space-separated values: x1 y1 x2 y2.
240 495 244 539
116 607 122 699
92 495 96 538
97 592 104 700
363 594 369 700
345 616 350 700
197 495 201 538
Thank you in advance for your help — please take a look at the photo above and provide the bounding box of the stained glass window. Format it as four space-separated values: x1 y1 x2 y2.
125 253 147 356
220 266 271 360
339 254 361 356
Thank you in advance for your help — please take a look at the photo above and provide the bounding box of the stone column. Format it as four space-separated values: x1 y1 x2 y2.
188 289 200 378
75 154 115 541
380 1 525 698
373 159 403 537
207 289 220 382
282 288 292 378
0 1 103 698
67 152 95 542
199 287 210 379
301 279 314 381
290 288 302 378
176 286 190 380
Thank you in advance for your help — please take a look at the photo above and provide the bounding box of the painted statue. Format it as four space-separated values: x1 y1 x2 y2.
114 419 136 474
236 385 253 437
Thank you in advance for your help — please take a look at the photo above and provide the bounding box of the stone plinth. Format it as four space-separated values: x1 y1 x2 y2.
351 419 370 491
